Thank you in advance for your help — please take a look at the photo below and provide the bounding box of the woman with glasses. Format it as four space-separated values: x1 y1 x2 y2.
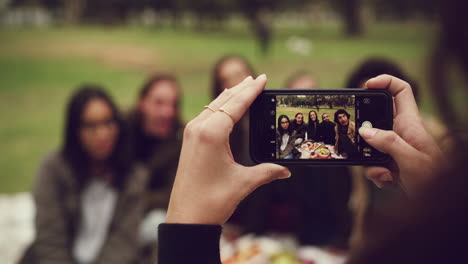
276 115 297 159
20 85 148 264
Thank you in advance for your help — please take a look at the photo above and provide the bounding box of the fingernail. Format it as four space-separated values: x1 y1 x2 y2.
243 76 253 82
364 78 374 88
375 182 384 188
278 169 291 179
359 127 377 139
377 173 392 182
256 74 267 81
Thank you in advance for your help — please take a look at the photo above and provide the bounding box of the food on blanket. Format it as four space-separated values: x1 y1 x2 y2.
316 148 330 159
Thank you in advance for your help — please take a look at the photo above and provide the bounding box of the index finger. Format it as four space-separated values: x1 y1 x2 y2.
207 74 267 130
365 74 419 117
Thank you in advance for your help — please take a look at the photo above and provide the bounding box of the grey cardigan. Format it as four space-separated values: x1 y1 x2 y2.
21 151 149 264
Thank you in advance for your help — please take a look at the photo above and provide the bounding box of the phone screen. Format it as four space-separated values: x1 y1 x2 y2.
276 94 358 160
250 89 393 165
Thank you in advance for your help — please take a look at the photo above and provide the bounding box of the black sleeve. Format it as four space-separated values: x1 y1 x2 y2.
158 224 222 264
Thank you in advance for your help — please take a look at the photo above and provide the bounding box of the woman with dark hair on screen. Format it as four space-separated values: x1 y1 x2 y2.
276 115 297 159
20 86 148 264
306 110 320 141
290 112 307 145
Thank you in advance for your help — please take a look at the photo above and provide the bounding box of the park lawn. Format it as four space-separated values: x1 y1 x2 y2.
276 106 356 125
0 22 437 193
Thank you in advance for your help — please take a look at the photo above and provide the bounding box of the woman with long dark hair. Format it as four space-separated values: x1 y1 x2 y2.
291 112 307 145
21 85 148 264
126 73 183 211
276 115 297 159
306 110 320 141
212 54 256 98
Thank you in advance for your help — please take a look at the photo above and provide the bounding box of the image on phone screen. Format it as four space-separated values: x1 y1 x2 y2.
276 95 356 160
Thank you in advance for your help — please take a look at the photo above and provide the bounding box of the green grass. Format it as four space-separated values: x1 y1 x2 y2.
0 22 437 193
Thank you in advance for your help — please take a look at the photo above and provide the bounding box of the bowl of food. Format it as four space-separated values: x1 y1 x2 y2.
316 148 330 159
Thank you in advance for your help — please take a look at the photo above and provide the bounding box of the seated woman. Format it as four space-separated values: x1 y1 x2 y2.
20 86 148 264
276 115 298 159
290 112 307 145
306 110 320 142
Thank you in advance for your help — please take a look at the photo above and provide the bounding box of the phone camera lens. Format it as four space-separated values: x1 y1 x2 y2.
270 110 275 115
271 125 275 130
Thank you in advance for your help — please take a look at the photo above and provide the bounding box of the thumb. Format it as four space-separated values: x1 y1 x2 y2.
245 163 291 189
359 127 417 163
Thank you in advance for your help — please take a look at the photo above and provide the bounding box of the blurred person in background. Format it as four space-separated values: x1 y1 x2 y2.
127 73 183 211
126 74 183 262
346 57 447 142
285 70 319 89
19 86 148 264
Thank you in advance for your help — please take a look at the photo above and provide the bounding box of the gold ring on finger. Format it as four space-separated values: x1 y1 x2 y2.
204 105 216 113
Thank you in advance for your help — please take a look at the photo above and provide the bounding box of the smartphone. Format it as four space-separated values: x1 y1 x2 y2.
249 89 393 166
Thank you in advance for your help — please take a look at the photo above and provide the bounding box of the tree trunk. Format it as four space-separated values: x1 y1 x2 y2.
64 0 85 24
341 0 363 36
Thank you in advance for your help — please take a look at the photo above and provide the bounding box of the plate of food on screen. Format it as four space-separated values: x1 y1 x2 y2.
301 141 322 152
310 145 331 159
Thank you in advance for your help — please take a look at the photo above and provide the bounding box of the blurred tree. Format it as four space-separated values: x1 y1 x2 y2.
142 0 187 28
330 0 363 36
81 0 131 24
63 0 84 24
372 0 437 21
238 0 278 55
188 0 233 30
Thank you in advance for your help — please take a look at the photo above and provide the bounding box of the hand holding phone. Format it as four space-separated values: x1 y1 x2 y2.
360 75 444 194
250 88 393 165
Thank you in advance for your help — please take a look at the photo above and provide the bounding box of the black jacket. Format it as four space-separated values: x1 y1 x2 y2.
317 120 336 145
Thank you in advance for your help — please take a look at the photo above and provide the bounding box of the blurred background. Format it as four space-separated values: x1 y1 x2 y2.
0 0 439 262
